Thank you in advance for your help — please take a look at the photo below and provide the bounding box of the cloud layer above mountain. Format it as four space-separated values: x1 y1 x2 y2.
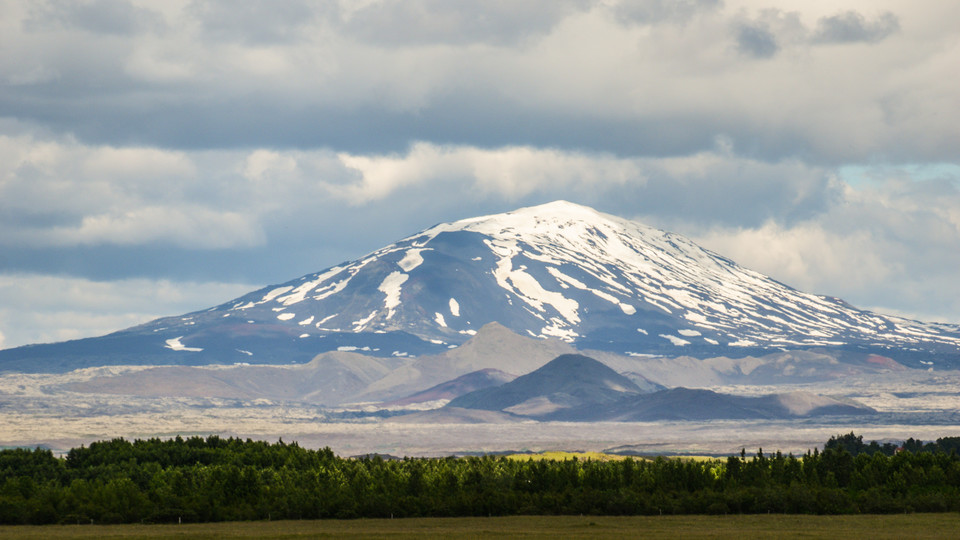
1 0 958 348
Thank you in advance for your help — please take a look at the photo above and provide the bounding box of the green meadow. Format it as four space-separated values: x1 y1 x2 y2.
2 514 959 539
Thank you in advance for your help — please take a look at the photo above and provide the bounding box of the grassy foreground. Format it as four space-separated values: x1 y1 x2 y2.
2 514 959 539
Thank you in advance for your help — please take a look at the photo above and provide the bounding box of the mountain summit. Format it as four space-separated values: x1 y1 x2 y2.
3 201 959 372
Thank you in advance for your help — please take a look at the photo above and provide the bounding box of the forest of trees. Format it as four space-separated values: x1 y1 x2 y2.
1 434 959 524
825 432 960 457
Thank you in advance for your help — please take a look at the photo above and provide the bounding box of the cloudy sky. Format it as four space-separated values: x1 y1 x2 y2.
1 0 959 350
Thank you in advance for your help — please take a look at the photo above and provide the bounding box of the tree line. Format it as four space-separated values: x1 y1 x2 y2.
1 434 959 524
825 432 960 457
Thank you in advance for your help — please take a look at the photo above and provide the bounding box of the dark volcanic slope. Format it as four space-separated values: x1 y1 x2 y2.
384 368 516 407
447 354 642 413
550 387 877 422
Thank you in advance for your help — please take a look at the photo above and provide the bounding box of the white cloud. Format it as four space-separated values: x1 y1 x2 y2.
82 146 196 182
41 206 265 249
693 221 894 298
241 149 298 182
811 10 900 44
336 143 645 203
331 142 834 230
688 173 960 323
0 134 263 248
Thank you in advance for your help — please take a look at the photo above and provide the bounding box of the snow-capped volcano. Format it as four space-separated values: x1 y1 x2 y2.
213 201 960 359
3 201 960 372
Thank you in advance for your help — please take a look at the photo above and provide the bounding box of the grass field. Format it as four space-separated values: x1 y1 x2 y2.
504 451 721 462
505 450 638 461
2 514 959 539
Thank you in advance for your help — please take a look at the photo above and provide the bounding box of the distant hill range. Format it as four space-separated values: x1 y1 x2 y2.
57 323 901 412
396 354 876 423
3 200 959 375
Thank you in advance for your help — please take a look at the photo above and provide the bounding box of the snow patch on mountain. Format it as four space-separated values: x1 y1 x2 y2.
311 274 353 302
546 266 629 315
398 249 430 272
660 334 690 347
378 271 408 319
488 241 579 327
164 337 203 352
262 286 293 303
276 267 344 306
542 321 579 341
353 311 377 331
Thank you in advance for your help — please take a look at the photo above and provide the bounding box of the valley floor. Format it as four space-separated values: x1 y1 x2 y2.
2 514 960 540
0 405 957 458
1 369 958 456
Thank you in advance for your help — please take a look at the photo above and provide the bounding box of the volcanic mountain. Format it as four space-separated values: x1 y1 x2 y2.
3 201 959 373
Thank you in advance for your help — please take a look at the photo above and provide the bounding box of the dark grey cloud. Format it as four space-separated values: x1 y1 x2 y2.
735 23 779 58
0 86 724 157
812 11 899 44
734 9 900 58
24 0 164 35
0 81 876 165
